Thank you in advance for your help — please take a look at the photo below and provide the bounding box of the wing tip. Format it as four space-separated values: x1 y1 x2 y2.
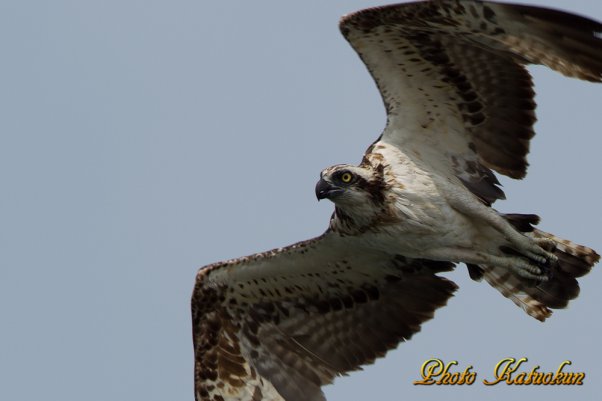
492 1 602 82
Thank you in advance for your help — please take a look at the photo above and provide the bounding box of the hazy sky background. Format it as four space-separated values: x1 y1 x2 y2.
1 1 601 400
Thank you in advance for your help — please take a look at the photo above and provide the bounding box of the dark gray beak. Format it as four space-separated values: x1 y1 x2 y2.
315 178 341 201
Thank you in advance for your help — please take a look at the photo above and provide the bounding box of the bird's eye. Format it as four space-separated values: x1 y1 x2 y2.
340 172 353 183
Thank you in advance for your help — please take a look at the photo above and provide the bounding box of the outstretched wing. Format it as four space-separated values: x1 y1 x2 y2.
341 0 602 203
192 231 457 401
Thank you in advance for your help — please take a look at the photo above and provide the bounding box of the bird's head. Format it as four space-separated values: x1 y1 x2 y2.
315 163 387 215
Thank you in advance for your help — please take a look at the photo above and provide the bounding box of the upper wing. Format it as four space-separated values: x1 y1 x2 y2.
192 231 457 401
341 0 602 202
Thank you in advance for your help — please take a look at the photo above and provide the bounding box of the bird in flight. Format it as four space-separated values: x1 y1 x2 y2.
192 1 601 400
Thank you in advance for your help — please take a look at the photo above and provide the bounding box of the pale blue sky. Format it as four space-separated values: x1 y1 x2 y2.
1 1 601 400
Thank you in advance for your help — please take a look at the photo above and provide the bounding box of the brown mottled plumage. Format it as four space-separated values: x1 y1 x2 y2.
193 1 601 400
193 235 457 401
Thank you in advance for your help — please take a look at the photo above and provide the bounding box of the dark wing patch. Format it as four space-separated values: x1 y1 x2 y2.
192 232 457 401
340 0 602 198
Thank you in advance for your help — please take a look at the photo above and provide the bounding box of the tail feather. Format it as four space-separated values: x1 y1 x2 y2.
532 229 599 277
503 213 539 232
478 265 553 321
472 214 599 321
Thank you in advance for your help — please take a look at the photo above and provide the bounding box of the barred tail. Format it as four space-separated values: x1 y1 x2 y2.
468 214 599 321
532 229 599 277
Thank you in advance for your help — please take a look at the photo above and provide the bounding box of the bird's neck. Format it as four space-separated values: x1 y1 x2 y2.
330 206 384 235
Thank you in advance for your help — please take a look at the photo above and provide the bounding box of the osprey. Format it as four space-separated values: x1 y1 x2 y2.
192 1 601 400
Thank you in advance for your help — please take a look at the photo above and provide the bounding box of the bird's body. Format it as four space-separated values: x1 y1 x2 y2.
322 141 553 280
325 146 474 254
192 1 601 400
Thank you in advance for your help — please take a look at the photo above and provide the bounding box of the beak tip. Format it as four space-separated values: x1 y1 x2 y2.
315 178 337 201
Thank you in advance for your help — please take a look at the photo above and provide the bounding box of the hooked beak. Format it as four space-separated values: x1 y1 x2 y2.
315 178 343 201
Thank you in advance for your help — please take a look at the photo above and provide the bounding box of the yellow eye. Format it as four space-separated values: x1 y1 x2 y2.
340 172 353 183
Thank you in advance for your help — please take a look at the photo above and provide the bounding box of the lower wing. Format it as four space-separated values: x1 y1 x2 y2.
192 231 457 401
